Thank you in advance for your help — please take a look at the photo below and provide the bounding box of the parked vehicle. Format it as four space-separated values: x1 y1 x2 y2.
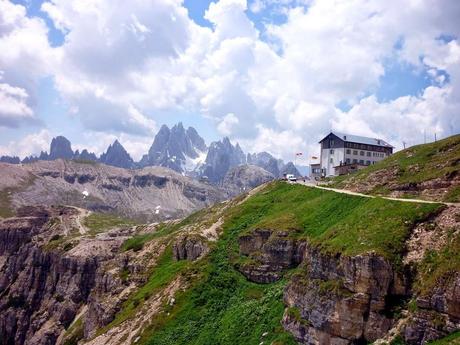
286 174 297 182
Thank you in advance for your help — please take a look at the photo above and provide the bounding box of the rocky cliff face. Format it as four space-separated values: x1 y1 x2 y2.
0 180 459 345
0 207 100 345
404 272 460 344
0 160 227 222
237 206 460 345
173 234 209 261
0 204 162 345
223 164 274 195
201 137 246 183
49 136 74 160
282 249 402 344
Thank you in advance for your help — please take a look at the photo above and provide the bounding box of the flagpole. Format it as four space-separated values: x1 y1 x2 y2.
294 152 296 172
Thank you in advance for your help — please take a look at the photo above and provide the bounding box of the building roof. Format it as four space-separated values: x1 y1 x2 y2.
320 131 393 148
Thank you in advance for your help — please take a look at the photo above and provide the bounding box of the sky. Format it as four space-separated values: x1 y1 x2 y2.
0 0 459 164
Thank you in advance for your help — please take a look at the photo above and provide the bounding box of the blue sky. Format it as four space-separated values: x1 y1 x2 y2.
1 0 459 161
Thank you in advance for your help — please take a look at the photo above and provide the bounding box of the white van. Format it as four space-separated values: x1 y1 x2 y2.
286 174 297 182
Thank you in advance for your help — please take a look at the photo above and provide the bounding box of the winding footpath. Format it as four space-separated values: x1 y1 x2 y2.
295 180 460 207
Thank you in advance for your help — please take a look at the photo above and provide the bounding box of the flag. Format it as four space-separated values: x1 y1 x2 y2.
296 152 303 156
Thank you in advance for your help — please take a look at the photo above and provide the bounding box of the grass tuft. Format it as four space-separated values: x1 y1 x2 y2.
83 212 138 234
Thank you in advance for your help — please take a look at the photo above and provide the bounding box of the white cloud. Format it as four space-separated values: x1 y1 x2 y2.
217 113 240 136
332 85 458 150
74 131 153 161
249 0 266 13
42 0 192 135
239 124 309 161
0 129 51 158
0 80 35 127
2 0 460 161
0 1 53 128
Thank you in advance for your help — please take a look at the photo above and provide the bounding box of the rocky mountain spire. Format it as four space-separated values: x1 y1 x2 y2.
140 122 207 173
49 136 74 160
200 137 247 183
99 140 134 169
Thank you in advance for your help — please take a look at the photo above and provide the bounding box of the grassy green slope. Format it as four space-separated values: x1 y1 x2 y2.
83 212 138 234
428 331 460 344
105 182 442 345
331 134 460 202
415 227 460 295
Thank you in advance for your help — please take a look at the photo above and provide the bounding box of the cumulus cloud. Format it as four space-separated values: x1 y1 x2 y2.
0 129 52 158
217 113 240 136
0 79 35 127
73 131 153 161
333 85 459 150
1 0 460 160
41 0 191 135
0 1 53 128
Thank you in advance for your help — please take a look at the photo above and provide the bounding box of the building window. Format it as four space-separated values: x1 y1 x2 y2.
346 149 351 154
366 160 371 165
330 158 333 163
353 159 357 163
330 149 334 154
346 158 350 164
359 160 364 164
360 151 364 156
366 152 371 157
330 140 334 146
353 150 358 155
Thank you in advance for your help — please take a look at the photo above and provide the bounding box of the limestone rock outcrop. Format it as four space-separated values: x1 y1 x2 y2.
173 234 209 261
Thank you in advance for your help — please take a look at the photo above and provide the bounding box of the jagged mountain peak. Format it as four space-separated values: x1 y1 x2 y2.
0 155 20 164
140 122 207 174
111 139 123 148
100 140 134 169
16 126 301 183
201 137 246 183
173 122 184 130
49 135 73 160
186 126 206 152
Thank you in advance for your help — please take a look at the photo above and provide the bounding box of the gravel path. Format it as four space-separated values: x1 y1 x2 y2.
295 180 459 206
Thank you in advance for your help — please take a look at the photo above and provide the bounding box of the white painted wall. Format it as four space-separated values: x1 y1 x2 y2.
320 147 345 176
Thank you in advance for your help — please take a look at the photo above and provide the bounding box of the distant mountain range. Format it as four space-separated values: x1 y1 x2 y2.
1 122 300 183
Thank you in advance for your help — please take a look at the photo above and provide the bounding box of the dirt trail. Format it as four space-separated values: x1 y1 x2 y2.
72 207 90 234
296 180 459 206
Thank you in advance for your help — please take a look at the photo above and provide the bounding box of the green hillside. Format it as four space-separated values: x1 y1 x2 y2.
330 134 460 202
428 331 460 344
98 182 444 345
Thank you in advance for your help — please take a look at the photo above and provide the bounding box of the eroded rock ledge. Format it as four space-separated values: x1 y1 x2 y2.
238 225 460 344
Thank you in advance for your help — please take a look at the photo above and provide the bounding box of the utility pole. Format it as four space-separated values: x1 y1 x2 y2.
424 130 426 144
434 132 437 142
403 141 406 149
